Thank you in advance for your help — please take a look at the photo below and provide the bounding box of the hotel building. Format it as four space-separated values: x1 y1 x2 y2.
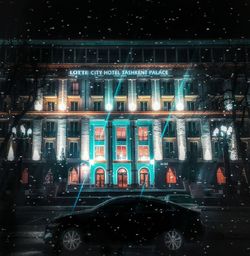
0 39 249 191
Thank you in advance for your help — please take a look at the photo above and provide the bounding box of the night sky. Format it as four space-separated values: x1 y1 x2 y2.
0 0 249 40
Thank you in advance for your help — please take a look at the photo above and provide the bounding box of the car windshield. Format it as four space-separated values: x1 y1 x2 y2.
168 195 195 204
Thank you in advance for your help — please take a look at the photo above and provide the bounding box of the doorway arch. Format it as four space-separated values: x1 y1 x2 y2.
117 168 128 188
139 168 149 188
95 168 105 188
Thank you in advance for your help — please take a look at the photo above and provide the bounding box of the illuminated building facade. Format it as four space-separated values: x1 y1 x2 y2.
0 39 249 191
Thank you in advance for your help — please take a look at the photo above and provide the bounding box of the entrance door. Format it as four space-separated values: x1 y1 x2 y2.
96 169 105 188
118 168 128 188
140 168 149 188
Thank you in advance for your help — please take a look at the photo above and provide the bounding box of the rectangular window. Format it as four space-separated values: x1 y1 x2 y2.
70 101 79 111
155 49 165 62
187 122 200 137
114 80 127 96
45 142 54 158
163 101 173 111
161 80 175 95
138 127 148 141
109 49 120 63
91 80 104 96
116 145 127 160
213 141 223 159
68 81 79 95
166 48 176 62
64 48 74 63
93 101 102 111
187 101 195 111
138 145 150 161
47 102 55 111
69 142 78 158
98 49 108 63
177 48 188 62
164 142 176 159
45 122 56 137
140 101 148 111
116 101 125 111
163 122 176 137
87 49 97 63
68 122 79 137
144 49 154 63
95 146 105 160
116 127 126 140
75 48 86 63
137 80 151 95
132 49 142 63
95 127 105 141
189 141 199 158
44 80 57 96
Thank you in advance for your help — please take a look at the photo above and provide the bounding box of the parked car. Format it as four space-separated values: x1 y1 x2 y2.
44 196 204 254
164 194 199 210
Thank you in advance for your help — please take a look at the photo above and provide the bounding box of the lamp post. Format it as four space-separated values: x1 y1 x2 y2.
213 125 233 197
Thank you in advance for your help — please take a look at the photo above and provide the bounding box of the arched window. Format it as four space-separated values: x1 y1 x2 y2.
95 168 105 188
140 168 149 188
166 167 177 184
118 168 128 188
21 168 28 184
68 168 79 184
217 167 226 185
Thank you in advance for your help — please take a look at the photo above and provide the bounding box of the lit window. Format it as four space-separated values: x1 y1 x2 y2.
71 82 79 95
166 167 177 184
116 127 126 140
95 127 105 141
95 146 105 161
68 168 79 184
217 167 226 185
21 168 29 184
116 146 127 160
138 127 148 141
138 145 150 161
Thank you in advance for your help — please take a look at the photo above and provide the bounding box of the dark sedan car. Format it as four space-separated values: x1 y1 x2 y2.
44 196 204 254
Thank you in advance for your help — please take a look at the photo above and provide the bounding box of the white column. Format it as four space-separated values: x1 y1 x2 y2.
128 79 137 111
104 79 113 111
151 79 161 111
224 79 233 111
230 125 238 160
57 119 67 160
32 119 42 161
153 119 163 160
175 79 185 111
7 137 15 161
176 118 186 160
81 119 90 161
201 119 212 160
34 88 43 111
58 79 67 111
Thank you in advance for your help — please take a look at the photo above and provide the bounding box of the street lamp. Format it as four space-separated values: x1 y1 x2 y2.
213 124 233 197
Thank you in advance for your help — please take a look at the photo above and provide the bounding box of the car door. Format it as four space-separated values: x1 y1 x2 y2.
133 199 170 240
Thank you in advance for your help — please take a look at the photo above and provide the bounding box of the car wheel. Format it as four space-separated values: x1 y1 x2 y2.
61 228 82 252
161 229 184 251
